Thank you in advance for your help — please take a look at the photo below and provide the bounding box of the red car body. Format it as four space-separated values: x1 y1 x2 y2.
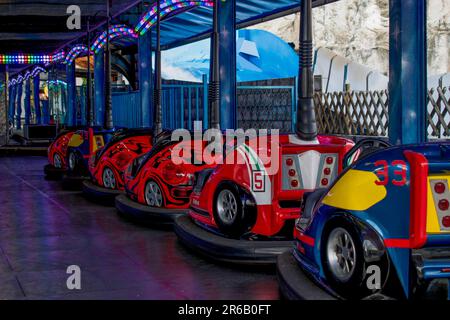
189 134 354 238
47 130 75 170
89 129 153 190
124 138 222 210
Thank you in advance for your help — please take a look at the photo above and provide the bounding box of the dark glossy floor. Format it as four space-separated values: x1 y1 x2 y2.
0 156 279 300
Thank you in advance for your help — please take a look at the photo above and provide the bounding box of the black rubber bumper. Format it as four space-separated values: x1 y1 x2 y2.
276 251 337 300
61 173 88 190
174 215 293 266
82 180 122 206
115 194 187 225
44 164 66 179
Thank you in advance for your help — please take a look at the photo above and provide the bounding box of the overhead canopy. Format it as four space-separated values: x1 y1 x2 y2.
1 0 337 75
0 0 337 53
157 0 337 49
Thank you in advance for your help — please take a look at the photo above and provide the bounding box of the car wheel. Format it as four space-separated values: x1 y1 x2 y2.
213 183 253 239
102 167 116 189
322 222 369 299
68 151 78 172
53 153 62 169
144 180 164 207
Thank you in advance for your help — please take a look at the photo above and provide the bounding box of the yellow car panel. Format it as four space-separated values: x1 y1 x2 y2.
322 169 387 211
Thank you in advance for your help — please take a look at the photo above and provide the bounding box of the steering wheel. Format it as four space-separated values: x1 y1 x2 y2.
343 138 392 169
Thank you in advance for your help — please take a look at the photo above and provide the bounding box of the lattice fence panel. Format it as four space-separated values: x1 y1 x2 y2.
237 87 293 133
315 87 449 139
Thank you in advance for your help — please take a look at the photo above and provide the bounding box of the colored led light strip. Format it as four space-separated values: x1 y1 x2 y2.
31 66 47 78
65 45 91 65
0 54 53 65
136 0 213 35
52 51 66 63
91 24 138 54
47 80 68 86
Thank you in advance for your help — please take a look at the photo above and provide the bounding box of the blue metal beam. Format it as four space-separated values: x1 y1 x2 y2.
8 85 16 124
388 0 427 144
79 86 86 126
66 63 77 127
24 78 31 126
139 29 154 128
33 75 41 124
48 71 54 124
94 50 105 127
218 0 237 130
16 82 22 129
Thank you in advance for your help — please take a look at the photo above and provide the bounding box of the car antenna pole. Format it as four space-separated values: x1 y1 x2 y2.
153 0 163 136
296 0 317 141
209 0 220 130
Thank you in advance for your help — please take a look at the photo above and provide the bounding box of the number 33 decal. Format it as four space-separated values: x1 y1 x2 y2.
374 160 407 186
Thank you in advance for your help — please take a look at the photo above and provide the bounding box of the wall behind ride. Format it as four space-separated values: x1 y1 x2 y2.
112 91 141 128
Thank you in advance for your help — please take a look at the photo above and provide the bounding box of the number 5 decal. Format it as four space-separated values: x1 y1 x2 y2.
252 171 265 192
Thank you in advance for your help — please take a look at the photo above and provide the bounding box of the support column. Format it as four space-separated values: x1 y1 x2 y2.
218 0 237 130
61 84 67 125
9 85 16 124
24 78 31 126
80 85 86 126
16 82 23 129
66 63 77 127
33 75 41 124
388 0 427 144
94 50 105 127
139 29 154 128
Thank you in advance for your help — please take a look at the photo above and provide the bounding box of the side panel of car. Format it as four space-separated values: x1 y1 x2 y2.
91 135 152 189
48 131 74 169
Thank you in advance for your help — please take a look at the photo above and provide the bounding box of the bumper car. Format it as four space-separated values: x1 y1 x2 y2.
44 129 76 179
175 134 354 265
62 127 117 189
116 0 224 226
115 130 223 225
278 142 450 300
82 128 154 205
174 0 354 266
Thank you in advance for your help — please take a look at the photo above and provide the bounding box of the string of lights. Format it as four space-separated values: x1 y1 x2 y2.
65 45 91 65
0 54 52 64
135 0 213 35
1 1 212 65
91 24 138 54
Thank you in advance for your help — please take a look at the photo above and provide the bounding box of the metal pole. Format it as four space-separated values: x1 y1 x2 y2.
154 0 162 135
87 18 92 126
104 0 113 129
209 0 220 129
296 0 317 141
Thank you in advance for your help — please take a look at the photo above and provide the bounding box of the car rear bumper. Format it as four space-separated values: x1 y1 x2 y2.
413 247 450 281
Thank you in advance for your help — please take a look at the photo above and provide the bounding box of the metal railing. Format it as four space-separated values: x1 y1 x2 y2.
162 76 208 130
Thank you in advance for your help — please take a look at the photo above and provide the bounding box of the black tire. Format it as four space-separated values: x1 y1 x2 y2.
212 182 255 239
67 150 79 174
144 179 165 208
102 166 117 190
321 220 371 299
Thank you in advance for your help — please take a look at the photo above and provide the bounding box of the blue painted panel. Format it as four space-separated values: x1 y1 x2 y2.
112 91 141 128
